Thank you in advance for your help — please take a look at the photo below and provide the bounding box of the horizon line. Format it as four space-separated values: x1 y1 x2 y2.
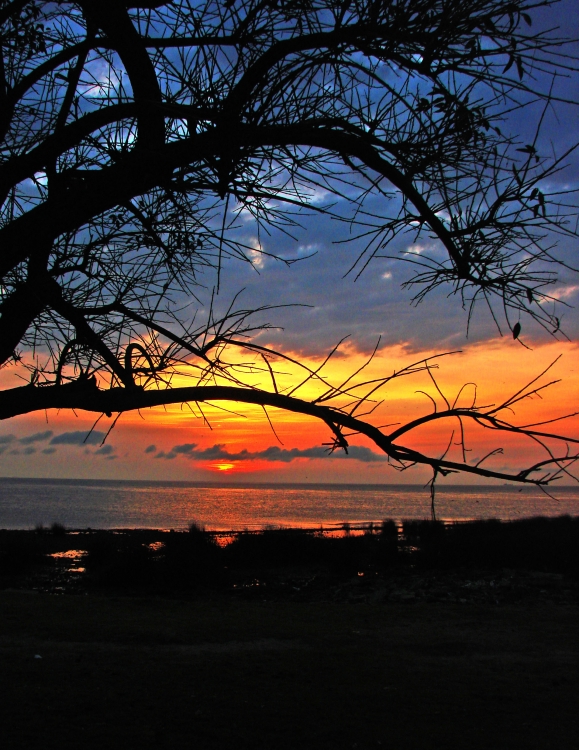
1 475 577 489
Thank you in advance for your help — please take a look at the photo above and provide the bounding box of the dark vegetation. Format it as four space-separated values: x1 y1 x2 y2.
2 514 577 749
1 516 578 601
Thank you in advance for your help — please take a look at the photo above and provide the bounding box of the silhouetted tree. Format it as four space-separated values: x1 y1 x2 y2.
0 0 578 494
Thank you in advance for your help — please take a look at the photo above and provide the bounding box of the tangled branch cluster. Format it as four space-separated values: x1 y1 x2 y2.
0 0 577 490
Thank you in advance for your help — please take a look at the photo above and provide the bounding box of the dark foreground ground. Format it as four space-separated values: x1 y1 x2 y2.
1 519 578 749
1 592 577 750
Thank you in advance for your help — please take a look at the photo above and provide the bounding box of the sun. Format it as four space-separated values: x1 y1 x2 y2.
211 463 236 472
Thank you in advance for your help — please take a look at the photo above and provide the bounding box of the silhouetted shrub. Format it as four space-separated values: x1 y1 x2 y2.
377 520 399 566
18 515 577 594
84 532 158 589
223 528 336 571
397 516 579 575
161 524 224 590
0 530 45 576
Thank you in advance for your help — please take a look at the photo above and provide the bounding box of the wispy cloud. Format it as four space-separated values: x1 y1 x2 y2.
19 430 53 445
0 430 54 455
247 237 265 269
50 431 106 446
0 434 15 455
144 444 157 454
549 284 579 301
0 429 115 459
94 444 114 456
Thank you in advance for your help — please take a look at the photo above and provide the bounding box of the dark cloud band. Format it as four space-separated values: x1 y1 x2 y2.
19 430 53 445
157 442 387 463
50 431 106 446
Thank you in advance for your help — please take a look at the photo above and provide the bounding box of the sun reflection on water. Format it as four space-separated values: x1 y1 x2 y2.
48 549 88 560
47 549 88 575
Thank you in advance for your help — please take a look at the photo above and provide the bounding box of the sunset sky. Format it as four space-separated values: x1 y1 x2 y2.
1 1 578 485
2 307 577 484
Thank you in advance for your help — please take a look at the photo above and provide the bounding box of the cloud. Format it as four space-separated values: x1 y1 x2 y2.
247 237 265 269
155 451 177 460
172 443 198 455
0 432 53 455
19 430 53 445
335 445 388 462
42 447 57 455
50 430 106 446
167 442 387 463
94 444 115 456
548 284 579 302
144 444 157 453
0 435 17 454
214 146 579 356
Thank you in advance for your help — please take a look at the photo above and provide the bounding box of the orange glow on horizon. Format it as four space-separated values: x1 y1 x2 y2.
2 337 577 483
126 337 579 478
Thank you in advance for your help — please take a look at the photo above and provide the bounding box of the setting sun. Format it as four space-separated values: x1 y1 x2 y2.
211 463 236 472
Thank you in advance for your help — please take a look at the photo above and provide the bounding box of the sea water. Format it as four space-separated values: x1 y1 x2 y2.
0 477 578 530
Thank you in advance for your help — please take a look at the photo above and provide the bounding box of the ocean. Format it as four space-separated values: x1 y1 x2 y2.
0 477 578 530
